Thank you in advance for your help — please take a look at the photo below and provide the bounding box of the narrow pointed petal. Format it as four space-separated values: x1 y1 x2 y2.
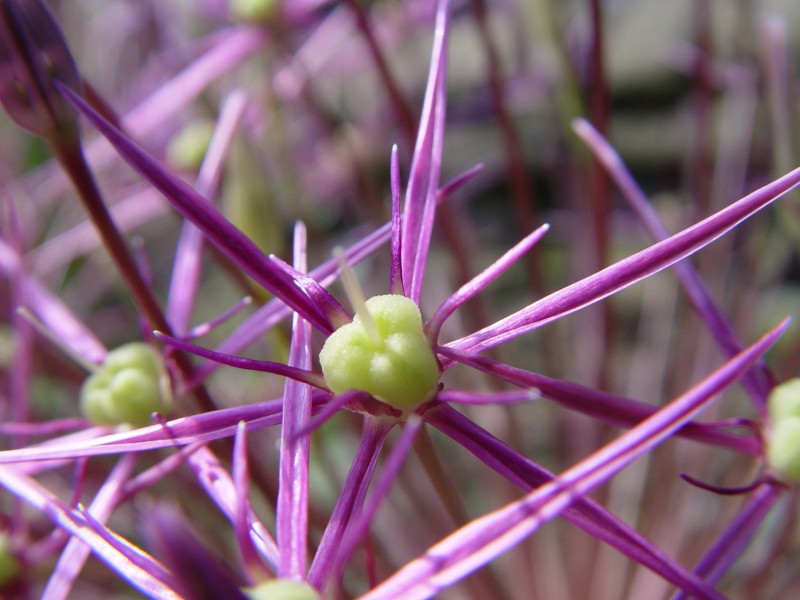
232 422 269 581
438 346 760 454
0 465 179 598
307 418 393 588
167 91 247 335
154 330 328 390
673 483 783 599
390 145 403 294
368 321 787 599
573 117 774 407
0 238 106 365
424 404 728 599
401 0 450 301
58 83 334 335
277 222 313 579
0 392 329 462
428 224 550 342
332 417 423 581
187 446 279 569
43 455 137 600
450 167 800 354
436 389 539 405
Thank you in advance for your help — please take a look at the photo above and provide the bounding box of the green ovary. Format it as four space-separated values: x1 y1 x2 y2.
319 295 440 409
80 342 172 427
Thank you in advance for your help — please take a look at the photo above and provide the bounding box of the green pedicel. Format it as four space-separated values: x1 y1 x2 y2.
80 342 172 427
319 295 440 409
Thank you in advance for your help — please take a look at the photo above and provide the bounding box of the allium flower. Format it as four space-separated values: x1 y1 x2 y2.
1 1 800 599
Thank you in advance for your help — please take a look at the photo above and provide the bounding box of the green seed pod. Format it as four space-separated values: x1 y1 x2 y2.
244 579 319 600
319 295 440 409
80 342 172 427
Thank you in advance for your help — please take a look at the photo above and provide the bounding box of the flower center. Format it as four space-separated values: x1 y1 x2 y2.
319 294 440 409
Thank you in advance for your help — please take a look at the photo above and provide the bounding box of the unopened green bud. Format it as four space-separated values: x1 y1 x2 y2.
319 295 440 409
766 379 800 482
245 579 319 600
80 343 172 427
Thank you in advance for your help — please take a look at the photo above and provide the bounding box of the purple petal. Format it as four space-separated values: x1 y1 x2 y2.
428 224 550 342
573 117 774 408
0 465 179 598
186 446 279 569
307 418 393 588
368 320 787 599
58 82 335 335
43 455 137 600
450 166 800 353
401 0 450 301
154 330 328 390
166 91 247 335
232 422 266 582
425 404 727 598
438 345 760 454
332 417 423 582
390 145 403 294
277 222 314 579
673 483 784 598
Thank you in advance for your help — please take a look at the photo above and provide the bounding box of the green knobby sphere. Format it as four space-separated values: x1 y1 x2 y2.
319 294 440 409
766 378 800 482
80 342 172 427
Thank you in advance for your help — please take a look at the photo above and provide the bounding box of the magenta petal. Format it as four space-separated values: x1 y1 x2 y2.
277 222 313 579
573 117 774 409
401 0 450 301
369 321 787 599
58 82 334 335
451 166 800 353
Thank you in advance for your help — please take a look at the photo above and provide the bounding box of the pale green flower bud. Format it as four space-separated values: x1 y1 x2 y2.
80 343 172 427
319 295 440 409
766 379 800 482
245 579 319 600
